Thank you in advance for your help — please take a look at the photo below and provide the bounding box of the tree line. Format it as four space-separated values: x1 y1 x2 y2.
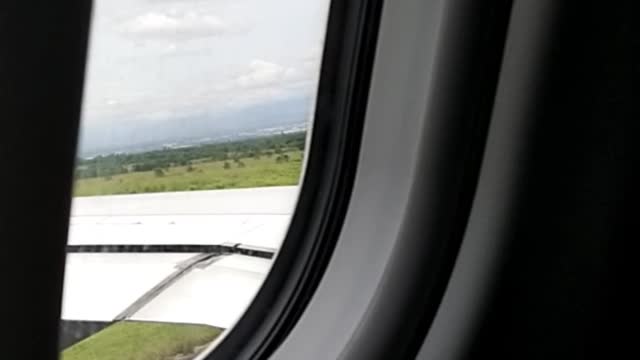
75 132 306 179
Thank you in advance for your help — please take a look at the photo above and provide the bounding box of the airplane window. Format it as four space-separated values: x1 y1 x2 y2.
60 0 330 358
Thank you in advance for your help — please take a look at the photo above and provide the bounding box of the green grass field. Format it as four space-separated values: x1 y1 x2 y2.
61 321 223 360
73 151 303 197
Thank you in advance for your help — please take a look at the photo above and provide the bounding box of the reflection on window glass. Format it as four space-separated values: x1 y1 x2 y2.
60 0 329 358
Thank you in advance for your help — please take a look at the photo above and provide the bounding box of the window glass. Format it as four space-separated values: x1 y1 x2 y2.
60 0 330 358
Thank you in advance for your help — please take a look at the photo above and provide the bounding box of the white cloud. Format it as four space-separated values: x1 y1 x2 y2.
236 60 300 88
83 55 319 126
301 45 323 70
121 11 232 41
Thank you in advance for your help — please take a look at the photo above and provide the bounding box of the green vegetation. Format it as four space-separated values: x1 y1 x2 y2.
73 132 306 197
74 150 302 196
61 321 223 360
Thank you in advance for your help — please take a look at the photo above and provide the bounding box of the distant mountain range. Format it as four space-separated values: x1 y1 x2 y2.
78 96 313 158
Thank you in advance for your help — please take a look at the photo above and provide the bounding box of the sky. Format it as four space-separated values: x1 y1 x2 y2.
79 0 330 153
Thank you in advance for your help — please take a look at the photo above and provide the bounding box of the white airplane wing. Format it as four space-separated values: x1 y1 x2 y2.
61 186 297 333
